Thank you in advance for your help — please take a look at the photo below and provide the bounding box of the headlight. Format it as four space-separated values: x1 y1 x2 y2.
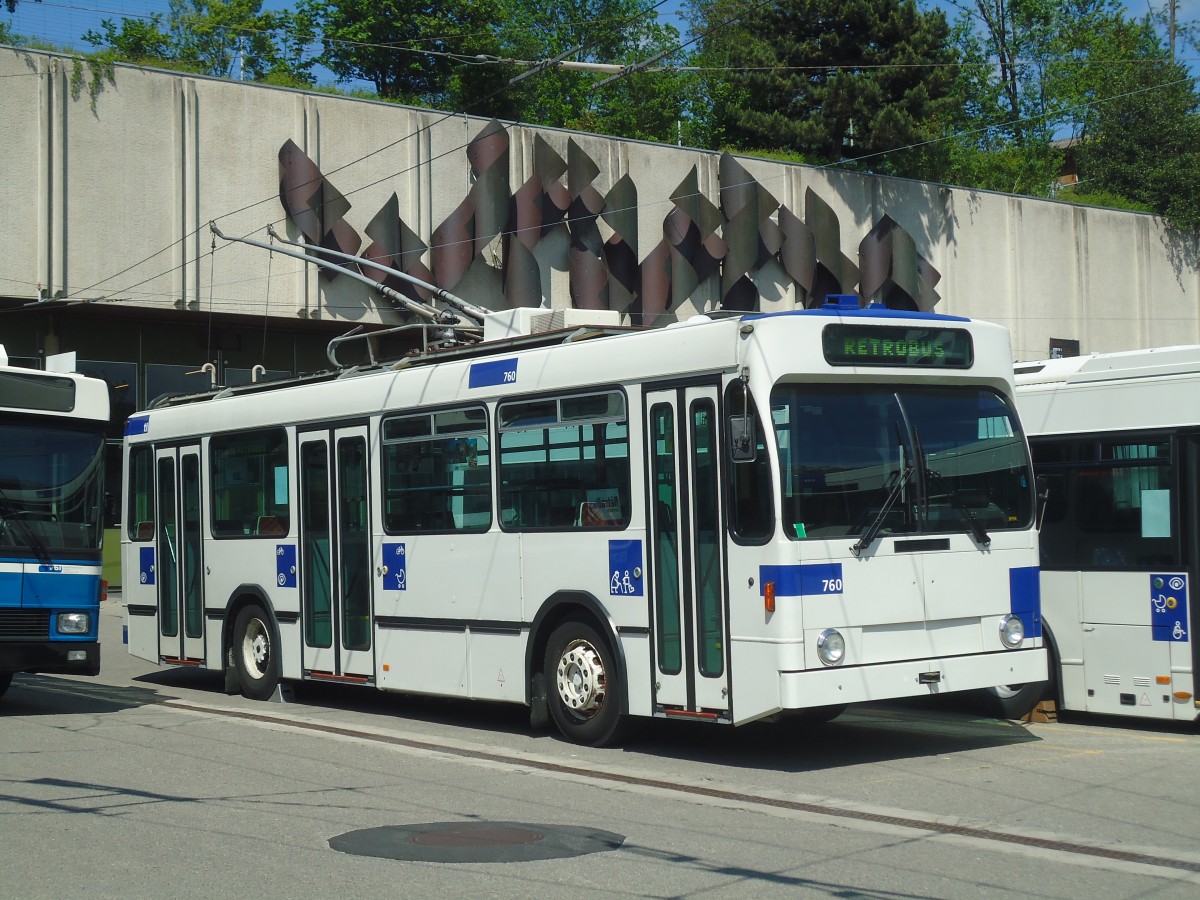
999 614 1025 648
56 612 91 635
816 628 845 666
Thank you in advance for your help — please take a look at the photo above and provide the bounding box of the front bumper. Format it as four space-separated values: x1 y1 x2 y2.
0 641 101 677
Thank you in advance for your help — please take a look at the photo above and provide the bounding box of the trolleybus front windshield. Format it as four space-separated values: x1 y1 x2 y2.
0 418 106 553
771 384 1033 541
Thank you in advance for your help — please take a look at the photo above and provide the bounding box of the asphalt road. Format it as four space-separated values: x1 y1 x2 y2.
3 594 1200 899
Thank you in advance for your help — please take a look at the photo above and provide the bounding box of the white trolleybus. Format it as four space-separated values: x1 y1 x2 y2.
123 296 1046 744
1 345 110 699
1015 345 1200 722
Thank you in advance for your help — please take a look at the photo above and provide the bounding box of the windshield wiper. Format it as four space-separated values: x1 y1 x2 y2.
0 489 53 563
924 468 991 548
851 465 914 557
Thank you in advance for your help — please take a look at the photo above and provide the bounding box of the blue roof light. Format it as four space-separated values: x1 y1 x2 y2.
823 294 862 310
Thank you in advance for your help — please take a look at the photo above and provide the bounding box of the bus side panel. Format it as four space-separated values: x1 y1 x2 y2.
122 536 160 664
725 541 786 724
617 632 653 718
467 632 527 703
1077 571 1194 718
373 532 521 700
728 639 783 723
519 533 649 630
377 628 467 696
519 533 648 711
1041 571 1086 710
204 539 300 677
1081 624 1182 717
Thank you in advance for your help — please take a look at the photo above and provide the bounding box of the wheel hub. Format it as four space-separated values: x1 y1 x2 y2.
556 640 606 713
243 620 270 674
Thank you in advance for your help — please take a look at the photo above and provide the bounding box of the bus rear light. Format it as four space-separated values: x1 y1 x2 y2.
99 579 109 603
1174 692 1192 701
764 581 776 613
1156 676 1172 685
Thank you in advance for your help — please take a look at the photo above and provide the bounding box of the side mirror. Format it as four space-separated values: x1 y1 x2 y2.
728 367 756 463
1035 475 1050 531
728 417 756 462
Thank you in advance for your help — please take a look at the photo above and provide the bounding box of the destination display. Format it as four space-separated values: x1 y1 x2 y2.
0 371 77 412
822 324 974 368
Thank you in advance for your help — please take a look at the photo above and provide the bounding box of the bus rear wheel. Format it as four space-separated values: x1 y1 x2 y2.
544 621 625 747
232 603 280 701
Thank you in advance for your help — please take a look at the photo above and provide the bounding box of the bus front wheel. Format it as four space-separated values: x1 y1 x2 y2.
544 621 625 747
979 681 1047 719
232 604 280 701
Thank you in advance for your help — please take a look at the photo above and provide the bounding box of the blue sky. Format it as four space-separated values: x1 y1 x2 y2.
4 0 1196 88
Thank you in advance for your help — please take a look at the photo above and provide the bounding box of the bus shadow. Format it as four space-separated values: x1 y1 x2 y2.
268 678 1047 771
2 673 169 716
102 667 1047 772
617 701 1042 772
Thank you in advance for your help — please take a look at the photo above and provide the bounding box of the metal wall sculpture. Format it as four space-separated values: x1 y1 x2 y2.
277 139 361 282
278 120 940 319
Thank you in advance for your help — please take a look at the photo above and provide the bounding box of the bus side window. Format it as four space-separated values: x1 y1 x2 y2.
127 445 155 541
724 382 772 541
381 407 492 534
498 392 630 531
210 428 290 538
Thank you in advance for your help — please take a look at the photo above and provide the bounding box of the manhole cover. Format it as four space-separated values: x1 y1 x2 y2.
329 821 625 863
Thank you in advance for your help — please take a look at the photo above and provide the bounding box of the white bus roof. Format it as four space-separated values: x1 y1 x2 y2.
0 344 110 422
1014 345 1200 386
1014 345 1200 437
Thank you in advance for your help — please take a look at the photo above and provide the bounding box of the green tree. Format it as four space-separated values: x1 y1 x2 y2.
686 0 963 178
298 0 505 106
83 14 174 67
495 0 687 141
1077 52 1200 231
83 0 313 85
943 0 1198 208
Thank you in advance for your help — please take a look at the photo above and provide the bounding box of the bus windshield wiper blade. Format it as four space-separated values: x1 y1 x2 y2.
924 469 991 548
954 499 991 547
0 493 53 563
851 465 913 557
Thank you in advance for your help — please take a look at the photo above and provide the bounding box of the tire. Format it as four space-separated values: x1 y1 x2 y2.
979 681 1047 719
544 621 625 747
0 671 12 699
232 603 280 701
792 704 846 724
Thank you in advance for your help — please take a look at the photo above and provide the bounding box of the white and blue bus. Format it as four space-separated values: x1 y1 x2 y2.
1014 346 1200 722
122 298 1046 744
0 346 110 699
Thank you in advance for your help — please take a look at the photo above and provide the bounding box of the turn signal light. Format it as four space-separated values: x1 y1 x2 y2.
1156 676 1171 685
764 581 776 614
1174 691 1192 701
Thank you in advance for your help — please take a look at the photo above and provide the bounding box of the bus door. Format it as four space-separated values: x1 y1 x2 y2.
645 385 731 717
154 445 205 664
1183 434 1200 708
298 426 375 681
